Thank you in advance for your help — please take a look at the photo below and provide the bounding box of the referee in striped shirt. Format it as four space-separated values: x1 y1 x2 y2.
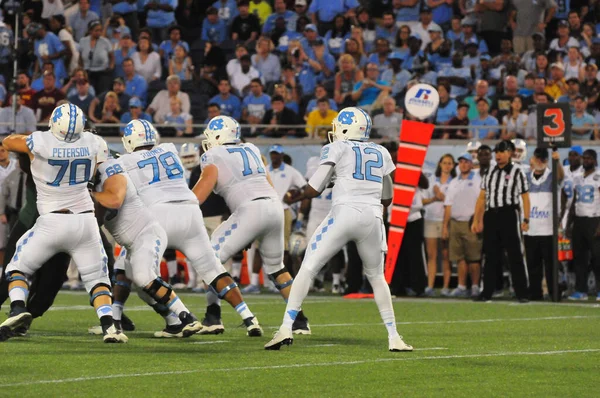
472 140 531 302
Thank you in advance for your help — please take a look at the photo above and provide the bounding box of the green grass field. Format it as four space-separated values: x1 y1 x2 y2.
1 292 599 397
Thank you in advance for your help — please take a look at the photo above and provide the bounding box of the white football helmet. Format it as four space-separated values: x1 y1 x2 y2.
511 138 527 163
329 106 371 143
289 231 308 257
466 140 482 165
122 119 157 153
202 115 241 151
49 103 86 143
179 142 200 170
96 135 109 164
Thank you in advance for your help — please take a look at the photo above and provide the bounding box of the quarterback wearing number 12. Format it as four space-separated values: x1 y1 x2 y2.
265 107 413 352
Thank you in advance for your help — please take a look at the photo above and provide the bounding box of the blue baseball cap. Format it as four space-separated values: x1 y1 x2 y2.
458 153 473 162
480 54 491 61
304 24 317 32
569 145 583 155
129 97 142 108
269 144 284 154
388 51 405 61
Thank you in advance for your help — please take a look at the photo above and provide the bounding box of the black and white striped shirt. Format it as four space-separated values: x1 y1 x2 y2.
481 163 529 210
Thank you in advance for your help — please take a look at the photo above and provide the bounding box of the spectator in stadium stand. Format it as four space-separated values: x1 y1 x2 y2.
567 149 600 301
444 102 470 139
260 95 302 137
159 25 190 71
68 0 99 42
308 0 359 36
476 55 498 96
470 98 499 140
119 97 153 133
98 91 122 124
446 15 462 43
343 35 368 69
367 38 391 77
120 58 148 105
411 8 440 51
563 46 586 80
521 33 546 72
201 7 228 47
249 0 272 25
231 1 261 45
79 20 115 94
48 14 78 77
112 0 140 40
169 44 193 81
276 15 306 53
163 97 194 136
464 80 492 121
571 95 598 140
492 76 519 121
113 32 135 79
392 24 411 56
305 84 338 115
227 45 249 78
205 102 221 123
500 96 527 140
545 62 568 100
525 148 563 300
263 0 295 34
472 140 531 303
274 83 299 114
61 68 95 98
287 45 318 97
558 77 581 110
437 52 471 99
305 97 338 138
509 0 555 54
294 0 309 19
425 24 450 64
311 38 337 82
209 79 242 120
376 11 398 44
492 38 519 69
518 73 535 97
434 81 458 128
422 154 455 297
581 64 600 104
531 52 550 79
475 0 509 55
0 95 36 135
353 8 376 54
131 36 162 83
380 52 410 99
522 77 554 108
31 62 62 92
549 20 581 57
279 65 301 103
351 62 391 113
442 152 483 298
456 17 488 54
242 78 271 125
230 54 262 96
144 0 177 43
568 10 583 39
580 22 595 50
372 97 402 140
147 74 191 124
67 78 94 116
525 92 549 140
585 38 600 66
211 0 239 26
31 72 65 123
14 73 36 109
252 37 281 85
324 14 351 57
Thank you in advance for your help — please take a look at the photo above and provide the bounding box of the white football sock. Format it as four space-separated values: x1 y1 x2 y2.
112 301 124 321
368 274 399 339
282 268 313 330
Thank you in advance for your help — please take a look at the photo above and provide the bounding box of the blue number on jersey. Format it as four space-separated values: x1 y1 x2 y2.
563 180 574 199
352 146 383 182
227 147 265 176
105 164 124 177
47 159 91 186
137 152 184 185
575 185 595 203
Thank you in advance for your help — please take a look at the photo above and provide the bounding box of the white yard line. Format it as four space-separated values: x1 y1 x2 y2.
0 348 598 388
189 340 228 345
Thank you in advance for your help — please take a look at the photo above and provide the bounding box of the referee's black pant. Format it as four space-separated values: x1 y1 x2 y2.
524 235 554 300
481 207 529 300
391 218 427 296
572 216 600 294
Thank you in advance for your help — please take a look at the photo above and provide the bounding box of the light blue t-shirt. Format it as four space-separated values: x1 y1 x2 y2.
438 65 472 98
145 0 177 28
212 0 239 25
305 98 338 114
380 68 411 96
201 19 228 45
125 74 148 105
436 99 458 124
263 10 296 34
159 40 190 68
324 31 350 56
209 94 242 120
471 115 500 139
34 32 67 82
571 112 596 139
113 1 137 14
242 93 272 120
308 0 360 23
114 48 135 78
353 79 390 107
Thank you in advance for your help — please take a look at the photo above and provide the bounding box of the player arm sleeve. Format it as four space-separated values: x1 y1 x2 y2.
307 164 335 196
382 174 393 201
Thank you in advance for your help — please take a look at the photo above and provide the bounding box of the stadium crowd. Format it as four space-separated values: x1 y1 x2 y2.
0 0 599 139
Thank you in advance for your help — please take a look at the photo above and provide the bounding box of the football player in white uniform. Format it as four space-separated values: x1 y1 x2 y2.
512 139 530 173
120 119 262 336
192 116 310 334
92 140 202 338
265 107 413 352
0 104 127 343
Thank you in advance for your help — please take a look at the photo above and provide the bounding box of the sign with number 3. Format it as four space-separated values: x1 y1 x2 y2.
536 103 572 148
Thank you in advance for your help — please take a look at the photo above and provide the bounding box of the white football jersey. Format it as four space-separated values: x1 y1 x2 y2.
27 130 99 215
305 155 332 218
562 165 583 202
573 170 600 218
318 140 395 207
96 158 157 246
201 143 277 212
119 143 197 206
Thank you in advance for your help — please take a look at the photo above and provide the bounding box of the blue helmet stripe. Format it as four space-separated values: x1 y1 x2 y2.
140 119 153 143
66 104 77 141
356 107 371 140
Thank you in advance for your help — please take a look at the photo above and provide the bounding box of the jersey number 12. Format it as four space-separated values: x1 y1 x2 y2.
352 146 383 182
